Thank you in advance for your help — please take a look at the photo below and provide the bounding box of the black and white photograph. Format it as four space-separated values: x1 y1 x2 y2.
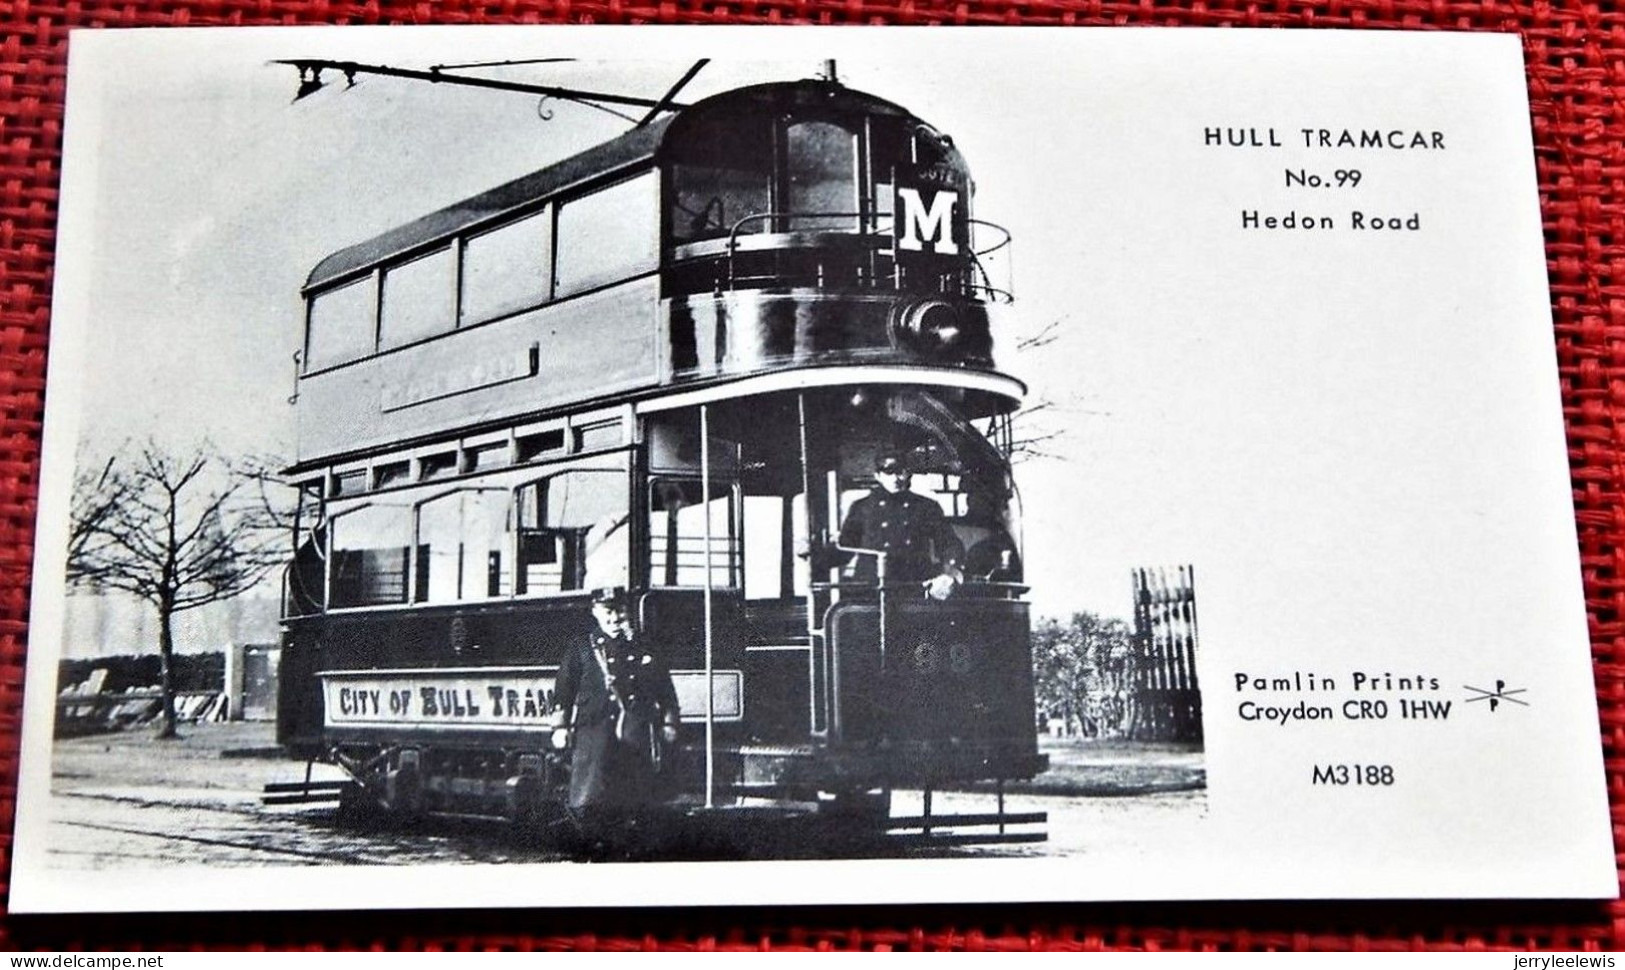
8 26 1614 911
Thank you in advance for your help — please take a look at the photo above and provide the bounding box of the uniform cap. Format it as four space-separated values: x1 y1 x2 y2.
590 586 629 610
875 451 912 473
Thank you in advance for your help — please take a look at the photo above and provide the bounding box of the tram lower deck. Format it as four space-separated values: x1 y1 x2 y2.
277 383 1046 832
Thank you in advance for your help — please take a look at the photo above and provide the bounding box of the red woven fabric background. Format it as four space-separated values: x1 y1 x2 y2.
1 1 1621 952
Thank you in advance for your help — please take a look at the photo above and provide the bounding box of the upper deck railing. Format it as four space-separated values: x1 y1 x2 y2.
670 211 1014 305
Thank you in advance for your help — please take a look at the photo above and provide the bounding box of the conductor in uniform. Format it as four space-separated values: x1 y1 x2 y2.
835 450 965 600
550 586 681 835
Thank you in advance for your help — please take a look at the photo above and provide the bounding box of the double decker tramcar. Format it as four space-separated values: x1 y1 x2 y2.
276 76 1046 850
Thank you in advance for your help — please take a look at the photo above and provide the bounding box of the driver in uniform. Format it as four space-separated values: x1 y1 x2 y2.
835 450 965 600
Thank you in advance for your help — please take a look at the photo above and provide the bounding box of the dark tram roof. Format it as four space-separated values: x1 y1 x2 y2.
305 80 922 292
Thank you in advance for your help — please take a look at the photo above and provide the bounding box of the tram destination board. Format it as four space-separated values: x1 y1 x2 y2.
8 27 1613 912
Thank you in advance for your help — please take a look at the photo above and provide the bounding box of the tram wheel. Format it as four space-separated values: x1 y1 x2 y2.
383 758 426 826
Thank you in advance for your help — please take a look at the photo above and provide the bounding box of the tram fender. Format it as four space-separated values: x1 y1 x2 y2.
826 598 1036 757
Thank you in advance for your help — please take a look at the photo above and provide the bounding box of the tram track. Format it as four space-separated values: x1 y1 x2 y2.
49 784 993 866
46 728 1203 870
48 744 1096 866
48 784 567 868
55 787 268 817
46 778 1200 867
52 817 380 866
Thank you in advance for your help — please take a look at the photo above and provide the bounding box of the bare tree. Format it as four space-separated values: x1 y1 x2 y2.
1007 398 1069 464
68 442 286 738
1008 316 1105 464
230 449 299 532
1015 317 1065 354
67 455 130 583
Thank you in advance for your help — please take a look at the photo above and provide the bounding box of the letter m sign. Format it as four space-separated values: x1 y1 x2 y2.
895 185 960 255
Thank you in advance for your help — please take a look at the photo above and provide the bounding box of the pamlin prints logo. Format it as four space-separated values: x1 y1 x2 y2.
1464 680 1529 712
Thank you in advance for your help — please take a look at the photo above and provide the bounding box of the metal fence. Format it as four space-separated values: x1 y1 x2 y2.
1130 565 1203 742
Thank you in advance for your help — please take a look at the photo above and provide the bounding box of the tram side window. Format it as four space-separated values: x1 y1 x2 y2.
415 490 510 604
305 278 376 373
329 504 411 608
786 120 858 232
668 118 773 243
380 247 455 351
418 451 458 481
743 495 782 599
554 173 658 298
649 480 738 589
514 468 629 595
372 461 411 490
461 208 552 325
331 469 368 498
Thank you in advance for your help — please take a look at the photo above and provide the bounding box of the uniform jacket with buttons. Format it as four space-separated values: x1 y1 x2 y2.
836 486 965 584
553 626 679 810
554 628 679 730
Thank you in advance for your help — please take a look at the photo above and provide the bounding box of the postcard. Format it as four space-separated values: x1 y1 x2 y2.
7 25 1613 912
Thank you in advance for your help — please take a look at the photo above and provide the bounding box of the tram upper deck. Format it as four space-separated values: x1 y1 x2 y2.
290 80 1019 473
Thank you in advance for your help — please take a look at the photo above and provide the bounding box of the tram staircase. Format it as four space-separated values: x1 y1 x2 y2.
262 777 353 807
720 779 1047 848
884 809 1047 848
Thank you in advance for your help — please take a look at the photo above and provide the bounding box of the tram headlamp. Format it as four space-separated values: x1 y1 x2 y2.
893 300 964 356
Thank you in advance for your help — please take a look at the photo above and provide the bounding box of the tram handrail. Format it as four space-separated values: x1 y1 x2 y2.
834 545 890 670
812 579 1029 593
721 211 1012 259
724 211 872 290
811 580 1027 605
704 210 1013 302
726 210 864 247
966 221 1014 305
833 543 888 578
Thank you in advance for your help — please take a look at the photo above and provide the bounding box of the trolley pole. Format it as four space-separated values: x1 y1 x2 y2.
700 404 716 809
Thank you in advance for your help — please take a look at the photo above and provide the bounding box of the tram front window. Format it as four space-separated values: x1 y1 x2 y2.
283 481 328 617
785 120 858 232
820 389 1023 590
